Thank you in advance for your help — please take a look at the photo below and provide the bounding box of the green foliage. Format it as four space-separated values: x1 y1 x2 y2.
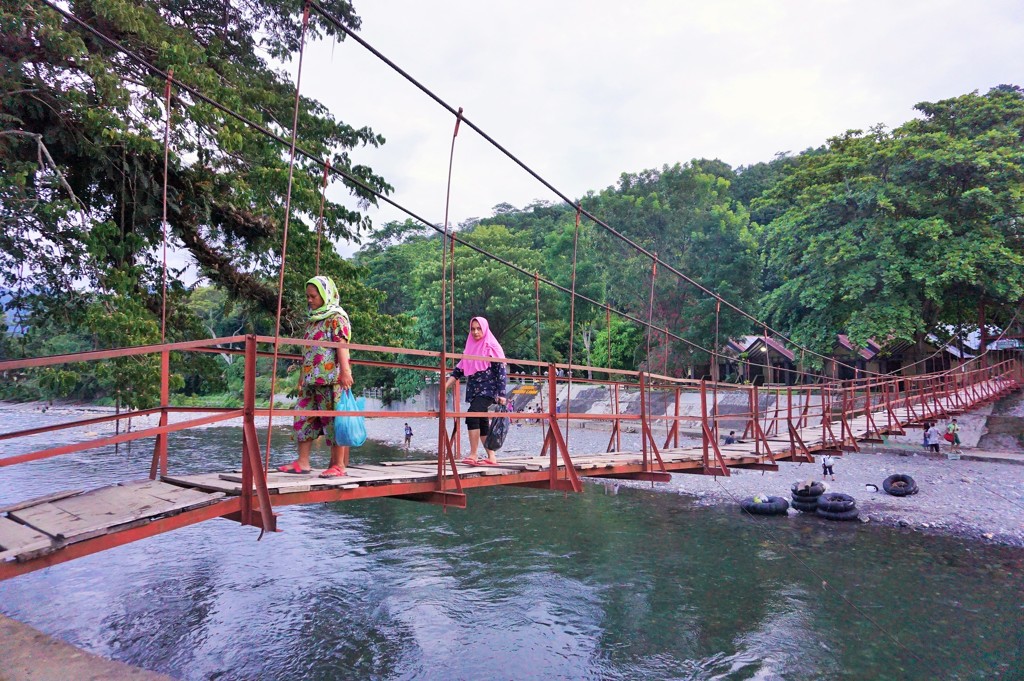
354 167 760 380
583 161 760 374
590 316 646 372
758 86 1024 357
0 0 416 404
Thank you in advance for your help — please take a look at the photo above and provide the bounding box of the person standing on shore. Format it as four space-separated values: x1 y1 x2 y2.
403 422 413 449
821 453 836 481
925 422 942 453
946 418 962 454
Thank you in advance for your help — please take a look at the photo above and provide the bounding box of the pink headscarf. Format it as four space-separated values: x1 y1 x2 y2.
456 316 505 376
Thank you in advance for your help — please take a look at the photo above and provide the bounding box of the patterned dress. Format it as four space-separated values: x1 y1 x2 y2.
450 362 507 434
293 314 351 445
450 362 507 402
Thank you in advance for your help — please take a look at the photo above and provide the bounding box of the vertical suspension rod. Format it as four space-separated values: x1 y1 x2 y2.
263 5 311 472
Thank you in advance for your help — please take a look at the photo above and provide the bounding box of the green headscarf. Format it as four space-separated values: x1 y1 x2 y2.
306 275 348 322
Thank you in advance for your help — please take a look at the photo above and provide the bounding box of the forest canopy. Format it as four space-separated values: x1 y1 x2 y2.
1 0 406 405
2 0 1021 404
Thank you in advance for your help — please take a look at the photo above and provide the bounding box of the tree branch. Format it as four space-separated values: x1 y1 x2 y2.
0 130 87 213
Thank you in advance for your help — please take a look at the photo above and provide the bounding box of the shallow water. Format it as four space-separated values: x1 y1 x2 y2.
1 413 1023 680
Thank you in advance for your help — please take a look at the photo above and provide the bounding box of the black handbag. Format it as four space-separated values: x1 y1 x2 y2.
484 403 510 451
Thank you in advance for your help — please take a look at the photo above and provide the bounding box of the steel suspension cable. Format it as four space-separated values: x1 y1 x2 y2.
644 257 658 448
307 0 962 382
449 230 456 355
605 304 612 379
534 273 542 364
942 300 1024 377
304 0 908 380
564 208 582 445
663 329 670 439
51 0 978 390
314 161 331 275
712 300 720 440
55 0 1009 388
441 108 463 357
263 5 312 473
44 0 800 382
159 69 173 343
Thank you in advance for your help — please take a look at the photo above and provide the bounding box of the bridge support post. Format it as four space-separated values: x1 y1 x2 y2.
149 349 170 479
429 351 466 510
238 335 276 533
698 379 729 476
662 386 681 450
605 383 622 453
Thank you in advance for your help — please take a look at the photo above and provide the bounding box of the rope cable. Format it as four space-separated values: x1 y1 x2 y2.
304 0 970 381
46 0 1019 388
262 4 311 473
314 160 330 275
159 68 173 343
564 206 582 447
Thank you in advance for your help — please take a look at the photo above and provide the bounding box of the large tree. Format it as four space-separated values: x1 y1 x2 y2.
2 0 406 400
758 86 1024 359
2 0 392 330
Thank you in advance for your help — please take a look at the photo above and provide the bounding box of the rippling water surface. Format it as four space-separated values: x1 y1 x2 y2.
1 410 1022 680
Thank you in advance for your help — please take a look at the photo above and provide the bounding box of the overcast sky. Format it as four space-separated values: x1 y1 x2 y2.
301 0 1023 255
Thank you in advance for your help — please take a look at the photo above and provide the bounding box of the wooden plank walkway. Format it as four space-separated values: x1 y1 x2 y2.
0 377 1013 575
0 480 224 563
159 378 1010 501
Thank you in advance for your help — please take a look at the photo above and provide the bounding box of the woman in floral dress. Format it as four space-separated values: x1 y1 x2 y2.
277 275 353 478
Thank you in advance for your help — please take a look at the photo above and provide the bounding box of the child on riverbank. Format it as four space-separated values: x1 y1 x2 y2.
277 275 353 478
821 453 836 481
926 422 942 453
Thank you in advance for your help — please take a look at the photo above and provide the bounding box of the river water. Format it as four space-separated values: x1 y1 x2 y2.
1 415 1022 680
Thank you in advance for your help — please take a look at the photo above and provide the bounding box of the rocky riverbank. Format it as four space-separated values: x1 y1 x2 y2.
379 415 1024 548
3 402 1023 548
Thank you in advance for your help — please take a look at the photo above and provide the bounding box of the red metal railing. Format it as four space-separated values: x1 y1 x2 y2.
2 338 1021 526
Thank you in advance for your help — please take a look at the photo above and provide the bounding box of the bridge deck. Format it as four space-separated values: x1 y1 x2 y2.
0 378 1012 576
0 481 225 563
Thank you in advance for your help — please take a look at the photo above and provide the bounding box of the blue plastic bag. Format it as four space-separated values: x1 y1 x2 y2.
334 389 367 447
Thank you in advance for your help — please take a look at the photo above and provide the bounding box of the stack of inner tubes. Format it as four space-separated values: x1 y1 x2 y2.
790 481 825 513
740 495 790 516
816 492 859 521
883 474 919 496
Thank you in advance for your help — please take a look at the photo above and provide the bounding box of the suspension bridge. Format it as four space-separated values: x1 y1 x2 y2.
4 0 1022 586
0 335 1018 582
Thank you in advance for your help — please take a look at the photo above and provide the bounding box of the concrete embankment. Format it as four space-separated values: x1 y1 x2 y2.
0 614 175 681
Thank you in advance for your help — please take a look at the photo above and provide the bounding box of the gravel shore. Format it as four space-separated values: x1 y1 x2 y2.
4 403 1024 548
369 415 1024 548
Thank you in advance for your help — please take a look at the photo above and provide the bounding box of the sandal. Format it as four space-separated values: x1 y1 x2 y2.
277 460 311 474
460 458 480 466
477 459 499 466
319 465 347 479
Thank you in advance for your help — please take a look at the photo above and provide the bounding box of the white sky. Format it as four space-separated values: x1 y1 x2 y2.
299 0 1023 256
